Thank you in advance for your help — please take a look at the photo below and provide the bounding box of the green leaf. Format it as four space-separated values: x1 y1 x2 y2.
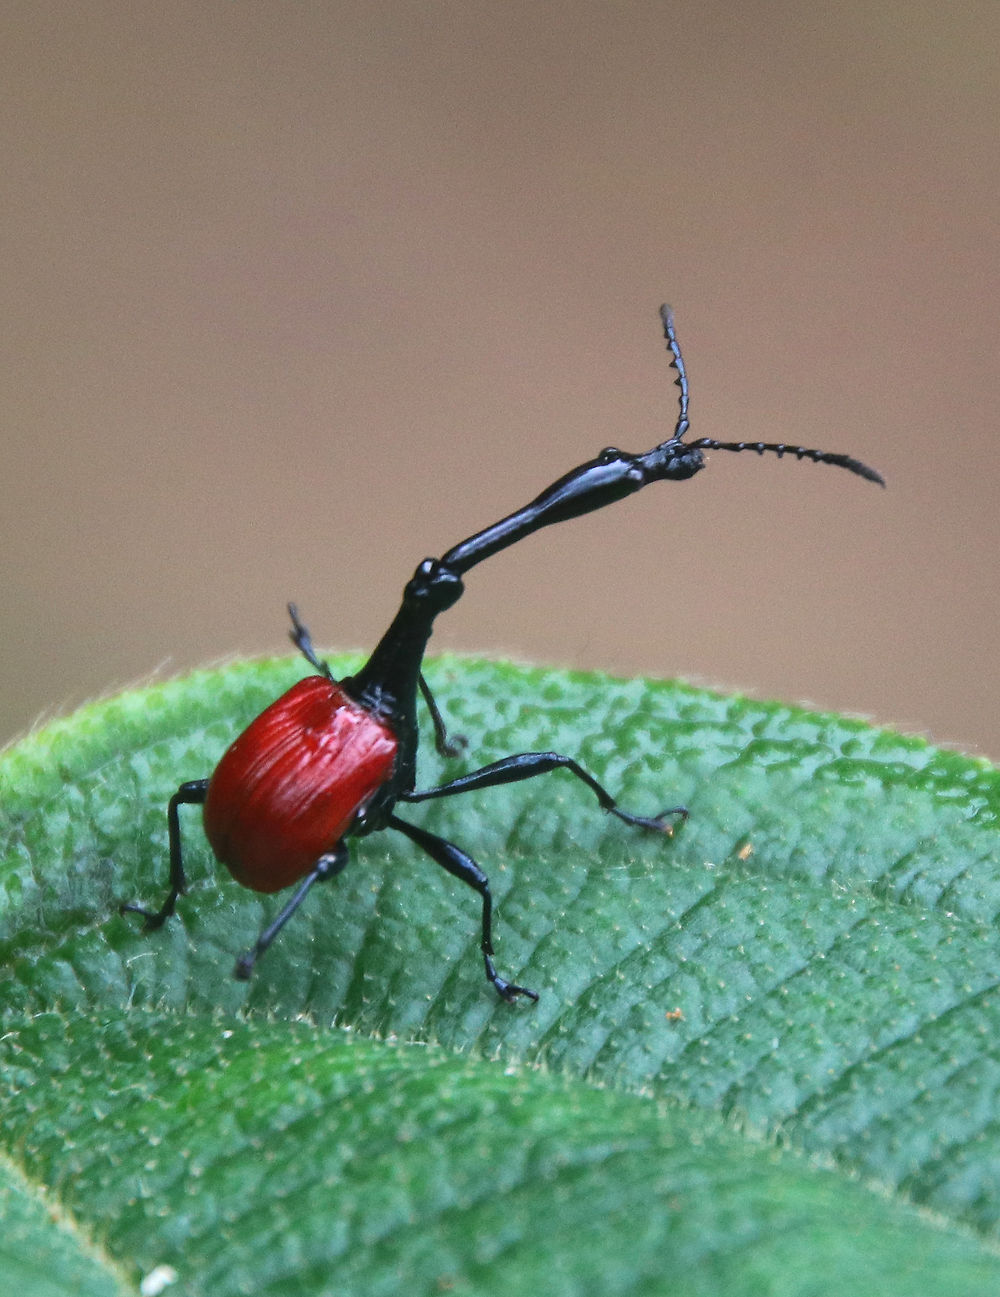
0 1155 131 1297
2 655 1000 1295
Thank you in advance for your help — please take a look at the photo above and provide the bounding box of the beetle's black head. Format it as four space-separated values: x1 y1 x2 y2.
637 438 705 483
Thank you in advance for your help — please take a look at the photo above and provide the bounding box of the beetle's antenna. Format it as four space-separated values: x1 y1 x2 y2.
686 438 885 486
659 303 885 487
659 304 689 439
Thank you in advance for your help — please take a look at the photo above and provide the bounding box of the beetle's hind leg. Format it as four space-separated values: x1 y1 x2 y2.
120 778 209 929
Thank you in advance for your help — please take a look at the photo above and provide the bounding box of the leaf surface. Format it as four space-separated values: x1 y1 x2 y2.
2 656 999 1294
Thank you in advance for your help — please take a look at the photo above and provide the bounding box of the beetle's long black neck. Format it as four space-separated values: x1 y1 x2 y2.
344 558 463 723
441 438 705 575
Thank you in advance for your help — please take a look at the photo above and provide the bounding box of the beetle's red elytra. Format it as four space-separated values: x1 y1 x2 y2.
121 306 883 1002
204 677 397 894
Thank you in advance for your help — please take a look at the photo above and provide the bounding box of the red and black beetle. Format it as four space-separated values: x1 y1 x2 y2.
122 307 883 1001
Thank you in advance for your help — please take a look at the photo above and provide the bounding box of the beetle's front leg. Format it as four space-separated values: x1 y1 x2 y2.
388 814 538 1003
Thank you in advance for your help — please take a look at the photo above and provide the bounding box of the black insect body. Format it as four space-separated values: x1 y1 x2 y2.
122 307 883 1001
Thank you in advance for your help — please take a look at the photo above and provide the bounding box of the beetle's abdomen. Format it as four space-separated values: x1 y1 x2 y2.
203 676 397 893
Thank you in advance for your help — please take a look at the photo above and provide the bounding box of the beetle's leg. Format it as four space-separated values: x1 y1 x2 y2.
388 814 538 1003
287 602 334 680
418 672 465 757
234 842 350 980
120 778 210 929
401 752 687 831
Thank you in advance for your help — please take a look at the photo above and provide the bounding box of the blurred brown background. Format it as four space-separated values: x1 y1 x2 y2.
3 3 998 759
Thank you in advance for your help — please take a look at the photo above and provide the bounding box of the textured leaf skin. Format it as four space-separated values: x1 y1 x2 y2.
0 1157 131 1297
2 655 1000 1296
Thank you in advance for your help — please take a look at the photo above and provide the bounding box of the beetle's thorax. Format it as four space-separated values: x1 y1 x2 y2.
341 558 464 795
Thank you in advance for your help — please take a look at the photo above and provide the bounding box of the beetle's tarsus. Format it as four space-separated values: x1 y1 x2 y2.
610 804 688 833
488 958 539 1004
119 899 177 931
